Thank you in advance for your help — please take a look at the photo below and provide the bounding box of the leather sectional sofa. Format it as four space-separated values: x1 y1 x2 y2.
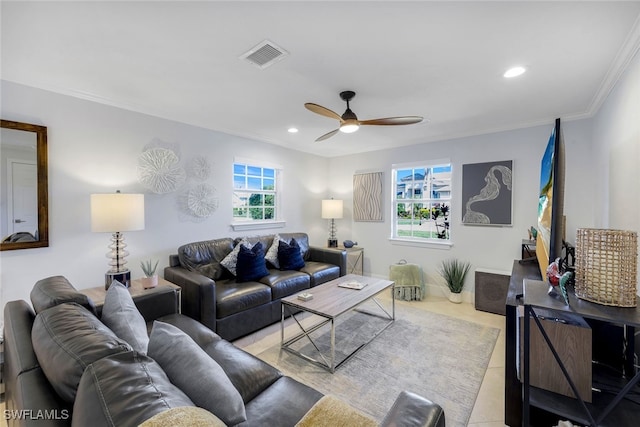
164 232 347 341
3 276 446 427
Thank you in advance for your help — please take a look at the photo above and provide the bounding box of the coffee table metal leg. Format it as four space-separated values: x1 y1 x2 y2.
330 318 336 373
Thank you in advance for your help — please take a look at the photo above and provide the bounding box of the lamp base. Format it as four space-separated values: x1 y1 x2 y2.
105 270 131 290
327 238 338 248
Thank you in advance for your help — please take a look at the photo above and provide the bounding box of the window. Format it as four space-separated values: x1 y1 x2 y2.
233 161 281 228
392 161 452 243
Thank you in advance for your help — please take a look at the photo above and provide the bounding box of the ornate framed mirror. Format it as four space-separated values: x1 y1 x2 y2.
1 119 49 250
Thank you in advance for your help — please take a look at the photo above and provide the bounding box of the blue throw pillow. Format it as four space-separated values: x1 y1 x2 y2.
278 238 306 271
235 242 269 282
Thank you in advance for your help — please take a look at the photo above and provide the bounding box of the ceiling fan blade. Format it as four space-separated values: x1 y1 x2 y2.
315 128 340 142
359 116 423 126
305 103 343 121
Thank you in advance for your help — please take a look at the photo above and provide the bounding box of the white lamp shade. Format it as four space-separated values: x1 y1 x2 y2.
322 199 343 219
91 193 145 232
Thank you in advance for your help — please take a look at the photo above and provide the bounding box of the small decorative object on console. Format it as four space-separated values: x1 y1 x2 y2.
546 257 571 305
343 240 357 248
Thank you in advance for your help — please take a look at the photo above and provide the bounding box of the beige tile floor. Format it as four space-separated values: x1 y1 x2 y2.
234 292 507 427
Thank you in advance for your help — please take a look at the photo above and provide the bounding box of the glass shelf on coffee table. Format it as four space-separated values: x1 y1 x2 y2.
280 274 395 373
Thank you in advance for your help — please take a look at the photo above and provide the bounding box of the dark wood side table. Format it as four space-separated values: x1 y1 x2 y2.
79 277 181 315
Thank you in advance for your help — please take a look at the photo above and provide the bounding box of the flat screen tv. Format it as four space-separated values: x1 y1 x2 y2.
536 118 565 280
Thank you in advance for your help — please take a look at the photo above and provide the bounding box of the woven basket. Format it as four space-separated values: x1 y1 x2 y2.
574 228 638 307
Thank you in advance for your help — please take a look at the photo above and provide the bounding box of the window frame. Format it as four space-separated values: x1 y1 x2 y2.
231 158 285 232
390 159 453 248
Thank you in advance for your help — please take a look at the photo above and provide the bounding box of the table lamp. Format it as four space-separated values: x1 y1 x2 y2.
91 191 145 289
322 199 343 248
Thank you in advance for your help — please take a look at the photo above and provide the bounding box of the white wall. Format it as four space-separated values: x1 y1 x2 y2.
592 47 640 292
0 81 330 310
327 120 595 299
4 50 637 312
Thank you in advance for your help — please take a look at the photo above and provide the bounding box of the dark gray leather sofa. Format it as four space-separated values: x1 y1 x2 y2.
3 276 446 427
165 232 347 341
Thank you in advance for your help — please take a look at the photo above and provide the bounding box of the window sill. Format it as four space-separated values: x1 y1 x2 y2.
389 237 453 249
231 220 286 232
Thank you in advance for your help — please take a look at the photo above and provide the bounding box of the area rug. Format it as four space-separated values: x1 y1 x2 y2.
256 302 499 427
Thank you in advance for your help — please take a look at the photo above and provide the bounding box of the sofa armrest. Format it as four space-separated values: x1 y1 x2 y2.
164 265 217 332
307 246 347 276
133 286 179 323
380 391 445 427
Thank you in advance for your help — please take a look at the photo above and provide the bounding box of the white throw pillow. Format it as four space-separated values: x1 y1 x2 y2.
220 238 251 276
101 280 149 354
147 321 247 425
265 234 283 269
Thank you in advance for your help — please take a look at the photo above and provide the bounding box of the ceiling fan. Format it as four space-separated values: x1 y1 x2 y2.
304 90 423 142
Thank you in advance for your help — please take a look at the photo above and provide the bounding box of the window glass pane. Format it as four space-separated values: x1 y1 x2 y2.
265 208 274 219
392 163 451 242
234 175 245 189
233 195 248 208
249 207 263 220
248 193 263 206
233 162 279 223
247 177 261 190
263 178 274 190
247 166 261 176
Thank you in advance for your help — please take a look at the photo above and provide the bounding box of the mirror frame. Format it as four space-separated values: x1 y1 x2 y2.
1 119 49 251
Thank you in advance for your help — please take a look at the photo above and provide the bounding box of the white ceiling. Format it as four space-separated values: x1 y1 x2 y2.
2 1 640 157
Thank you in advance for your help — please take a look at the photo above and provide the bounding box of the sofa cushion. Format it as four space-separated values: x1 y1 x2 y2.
278 238 306 270
101 280 149 353
216 280 272 318
72 351 194 427
148 321 247 425
220 238 251 276
195 335 284 403
140 407 226 427
259 270 310 299
178 238 235 280
31 303 132 402
301 261 341 287
236 241 270 282
30 275 96 315
265 233 284 268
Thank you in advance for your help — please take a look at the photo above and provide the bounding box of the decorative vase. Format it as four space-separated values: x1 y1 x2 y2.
448 292 463 304
141 275 158 289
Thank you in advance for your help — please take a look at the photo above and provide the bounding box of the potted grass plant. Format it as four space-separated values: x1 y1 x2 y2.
438 259 471 303
140 259 159 289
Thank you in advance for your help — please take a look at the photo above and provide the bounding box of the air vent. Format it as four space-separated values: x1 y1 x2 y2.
240 40 289 69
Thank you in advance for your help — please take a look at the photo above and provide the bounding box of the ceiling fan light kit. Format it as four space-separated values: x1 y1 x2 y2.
305 90 423 142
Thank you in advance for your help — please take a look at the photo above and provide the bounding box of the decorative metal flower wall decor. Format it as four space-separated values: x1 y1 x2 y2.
137 147 186 194
138 140 218 221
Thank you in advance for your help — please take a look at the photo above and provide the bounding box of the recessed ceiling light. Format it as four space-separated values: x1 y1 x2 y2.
288 127 299 133
504 66 526 78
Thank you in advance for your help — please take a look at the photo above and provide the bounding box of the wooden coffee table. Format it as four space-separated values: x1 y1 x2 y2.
280 274 395 373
